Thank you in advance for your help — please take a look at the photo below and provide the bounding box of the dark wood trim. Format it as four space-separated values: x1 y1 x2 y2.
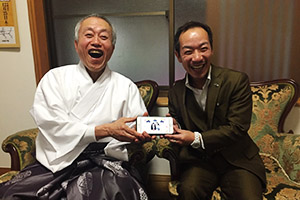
3 144 20 171
168 0 175 87
147 174 172 200
0 168 11 176
290 0 300 95
27 0 50 85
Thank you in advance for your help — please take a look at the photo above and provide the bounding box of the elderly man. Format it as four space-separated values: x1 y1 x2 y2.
0 14 150 200
164 21 266 200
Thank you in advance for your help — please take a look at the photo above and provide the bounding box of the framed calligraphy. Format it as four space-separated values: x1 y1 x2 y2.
0 0 20 48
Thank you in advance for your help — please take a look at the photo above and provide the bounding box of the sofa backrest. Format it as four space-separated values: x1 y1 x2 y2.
249 79 299 141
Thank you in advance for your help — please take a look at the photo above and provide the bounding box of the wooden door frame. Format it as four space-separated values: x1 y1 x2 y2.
27 0 50 84
27 0 175 87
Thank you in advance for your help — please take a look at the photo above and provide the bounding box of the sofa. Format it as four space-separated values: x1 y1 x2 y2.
1 79 300 199
155 79 300 199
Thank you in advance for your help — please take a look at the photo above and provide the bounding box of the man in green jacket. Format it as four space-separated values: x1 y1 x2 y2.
164 21 266 200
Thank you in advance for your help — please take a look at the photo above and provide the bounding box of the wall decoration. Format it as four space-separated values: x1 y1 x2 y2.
0 0 20 48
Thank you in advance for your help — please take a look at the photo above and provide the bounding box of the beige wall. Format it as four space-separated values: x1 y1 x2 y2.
0 1 299 172
0 0 36 167
285 106 300 134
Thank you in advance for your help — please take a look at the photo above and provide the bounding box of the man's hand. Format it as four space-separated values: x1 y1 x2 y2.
135 112 152 141
164 126 195 146
95 112 151 142
165 113 180 130
108 117 144 142
154 113 181 140
155 113 193 145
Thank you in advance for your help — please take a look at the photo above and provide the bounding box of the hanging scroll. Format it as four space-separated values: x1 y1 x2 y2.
0 0 20 48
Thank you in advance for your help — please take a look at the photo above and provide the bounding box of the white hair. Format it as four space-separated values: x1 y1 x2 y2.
74 14 116 46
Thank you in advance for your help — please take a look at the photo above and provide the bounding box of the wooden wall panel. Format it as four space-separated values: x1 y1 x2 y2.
27 0 50 85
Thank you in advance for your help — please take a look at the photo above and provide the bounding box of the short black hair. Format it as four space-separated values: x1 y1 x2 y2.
174 21 213 55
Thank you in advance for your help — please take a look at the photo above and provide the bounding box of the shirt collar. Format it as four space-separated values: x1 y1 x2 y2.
185 65 212 91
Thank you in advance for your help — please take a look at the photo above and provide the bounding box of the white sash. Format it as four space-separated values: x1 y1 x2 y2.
70 66 111 120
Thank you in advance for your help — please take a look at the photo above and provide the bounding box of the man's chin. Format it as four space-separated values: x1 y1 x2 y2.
85 62 106 73
189 68 209 79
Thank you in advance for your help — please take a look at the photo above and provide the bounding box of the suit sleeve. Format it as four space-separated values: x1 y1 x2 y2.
202 73 253 154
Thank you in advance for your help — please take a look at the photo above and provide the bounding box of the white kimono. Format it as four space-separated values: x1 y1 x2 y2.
30 62 147 173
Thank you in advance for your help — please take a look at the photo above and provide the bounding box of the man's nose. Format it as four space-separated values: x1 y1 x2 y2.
92 36 101 47
192 50 203 61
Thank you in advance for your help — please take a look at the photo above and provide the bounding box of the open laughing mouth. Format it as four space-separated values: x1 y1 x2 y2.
191 63 205 69
88 49 103 58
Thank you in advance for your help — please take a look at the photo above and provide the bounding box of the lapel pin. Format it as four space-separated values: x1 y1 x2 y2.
214 83 219 87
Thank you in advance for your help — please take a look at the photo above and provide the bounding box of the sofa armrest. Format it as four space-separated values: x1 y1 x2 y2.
126 140 157 182
2 128 38 171
155 138 181 181
0 171 19 184
255 132 300 183
2 127 157 172
127 140 156 165
275 133 300 183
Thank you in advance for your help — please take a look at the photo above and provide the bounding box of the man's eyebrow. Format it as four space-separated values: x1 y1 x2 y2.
182 45 193 50
200 42 209 46
182 42 209 50
83 27 109 33
84 27 94 31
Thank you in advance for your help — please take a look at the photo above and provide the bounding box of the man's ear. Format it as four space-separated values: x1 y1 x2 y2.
74 40 78 53
175 51 182 63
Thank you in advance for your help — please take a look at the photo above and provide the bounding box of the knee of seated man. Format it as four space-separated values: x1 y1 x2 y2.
179 181 214 200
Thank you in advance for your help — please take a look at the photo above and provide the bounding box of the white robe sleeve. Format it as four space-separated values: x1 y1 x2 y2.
104 122 137 161
30 70 96 172
104 81 147 161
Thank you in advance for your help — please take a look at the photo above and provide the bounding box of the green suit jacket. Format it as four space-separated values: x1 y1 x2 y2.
168 65 266 185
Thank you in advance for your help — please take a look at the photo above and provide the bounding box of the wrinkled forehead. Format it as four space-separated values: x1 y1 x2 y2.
80 17 112 34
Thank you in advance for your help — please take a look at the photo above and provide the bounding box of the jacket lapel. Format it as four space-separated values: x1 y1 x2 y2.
185 88 208 132
179 84 197 131
206 66 222 128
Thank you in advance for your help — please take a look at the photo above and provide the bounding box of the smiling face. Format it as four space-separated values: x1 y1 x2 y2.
74 17 114 81
176 27 213 88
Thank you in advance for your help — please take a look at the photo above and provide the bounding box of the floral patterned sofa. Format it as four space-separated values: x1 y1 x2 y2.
0 80 159 184
156 79 300 200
